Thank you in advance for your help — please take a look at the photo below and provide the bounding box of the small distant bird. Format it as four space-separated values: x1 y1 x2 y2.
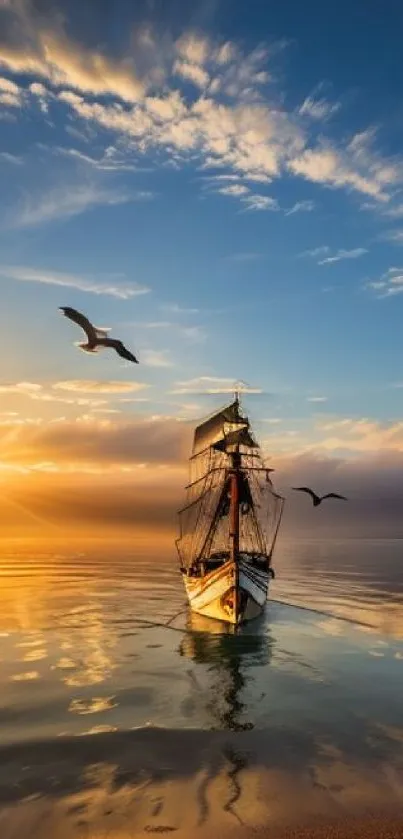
292 487 347 506
59 306 139 363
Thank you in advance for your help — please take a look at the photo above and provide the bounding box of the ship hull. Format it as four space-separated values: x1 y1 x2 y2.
182 558 270 625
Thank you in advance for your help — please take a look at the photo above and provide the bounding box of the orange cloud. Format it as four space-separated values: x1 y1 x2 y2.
0 415 191 469
1 414 403 540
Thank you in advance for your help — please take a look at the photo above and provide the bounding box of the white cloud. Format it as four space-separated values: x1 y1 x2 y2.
129 320 206 343
0 381 108 407
171 376 262 394
383 205 403 219
176 34 210 66
29 80 50 112
56 76 305 187
202 174 240 183
368 267 403 297
141 350 174 368
300 245 330 258
55 146 141 172
285 199 315 216
0 151 22 164
214 42 236 66
318 247 368 265
0 75 22 107
29 82 49 98
180 326 206 343
0 11 402 206
218 183 249 196
53 381 149 394
289 130 401 200
242 194 279 211
244 173 272 183
12 181 150 228
0 265 150 299
383 229 403 244
162 303 199 314
298 95 340 121
173 60 209 89
307 396 328 403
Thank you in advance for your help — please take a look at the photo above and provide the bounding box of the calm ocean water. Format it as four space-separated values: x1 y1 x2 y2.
0 537 402 836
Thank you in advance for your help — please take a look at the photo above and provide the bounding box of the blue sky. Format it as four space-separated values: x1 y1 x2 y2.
1 0 403 468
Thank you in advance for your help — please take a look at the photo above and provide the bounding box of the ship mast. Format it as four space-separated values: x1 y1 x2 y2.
229 389 241 566
229 451 240 564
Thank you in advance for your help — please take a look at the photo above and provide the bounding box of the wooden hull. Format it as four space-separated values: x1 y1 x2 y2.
182 558 270 625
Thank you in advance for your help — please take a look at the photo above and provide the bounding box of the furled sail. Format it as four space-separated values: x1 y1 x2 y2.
212 425 257 451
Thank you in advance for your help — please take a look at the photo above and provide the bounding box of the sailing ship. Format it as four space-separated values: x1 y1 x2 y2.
176 393 285 626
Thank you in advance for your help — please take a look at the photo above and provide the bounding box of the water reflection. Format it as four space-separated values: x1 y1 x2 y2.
178 611 273 730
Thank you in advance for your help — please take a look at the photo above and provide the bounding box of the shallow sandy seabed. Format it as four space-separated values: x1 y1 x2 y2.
0 727 402 838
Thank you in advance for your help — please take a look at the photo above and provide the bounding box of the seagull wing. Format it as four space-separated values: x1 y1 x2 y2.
322 493 348 501
106 339 139 363
292 486 318 501
60 307 96 342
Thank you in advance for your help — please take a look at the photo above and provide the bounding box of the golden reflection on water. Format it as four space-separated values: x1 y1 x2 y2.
0 550 121 735
0 540 402 746
11 670 39 681
68 697 117 715
59 609 117 689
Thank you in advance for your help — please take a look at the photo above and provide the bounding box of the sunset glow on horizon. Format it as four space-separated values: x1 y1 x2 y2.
1 0 403 539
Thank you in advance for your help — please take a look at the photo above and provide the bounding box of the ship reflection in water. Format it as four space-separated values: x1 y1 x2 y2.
178 610 273 731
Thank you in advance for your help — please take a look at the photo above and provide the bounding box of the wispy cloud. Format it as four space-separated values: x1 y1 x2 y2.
0 150 23 164
130 321 206 343
382 205 403 219
0 381 108 407
171 376 262 394
368 267 403 297
1 7 402 207
55 145 146 172
300 245 330 258
141 349 174 367
242 194 279 211
0 265 150 299
298 93 340 121
180 326 206 342
318 247 368 265
382 229 403 244
218 183 249 196
162 303 199 315
0 20 145 103
285 199 315 216
12 182 151 228
307 396 328 403
0 382 42 395
289 130 400 201
53 381 149 394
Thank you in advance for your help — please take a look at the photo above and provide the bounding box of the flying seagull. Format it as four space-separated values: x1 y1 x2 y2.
59 306 139 363
292 487 347 506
